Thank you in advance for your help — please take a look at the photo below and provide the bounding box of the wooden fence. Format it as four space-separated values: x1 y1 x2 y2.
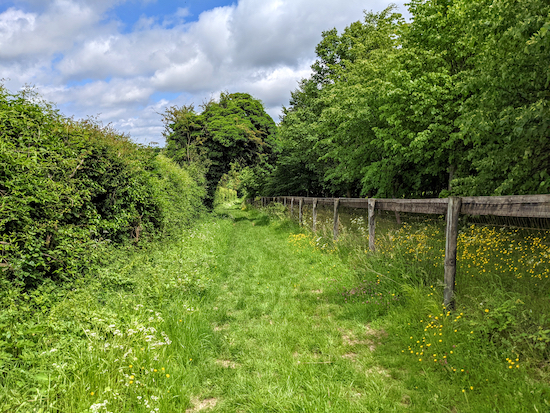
253 195 550 309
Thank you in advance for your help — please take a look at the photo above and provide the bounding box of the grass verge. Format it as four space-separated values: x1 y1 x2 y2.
273 202 550 412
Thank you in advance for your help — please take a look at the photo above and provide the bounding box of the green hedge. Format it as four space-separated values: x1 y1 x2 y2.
0 87 205 288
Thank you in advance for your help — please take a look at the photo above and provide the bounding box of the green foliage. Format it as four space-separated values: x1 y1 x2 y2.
0 218 228 411
214 187 238 206
0 86 205 287
265 79 331 196
147 154 206 237
212 161 267 201
454 0 550 195
274 6 409 197
164 92 277 204
272 1 550 198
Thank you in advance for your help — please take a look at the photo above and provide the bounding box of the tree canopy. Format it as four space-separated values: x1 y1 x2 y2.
164 92 277 203
268 0 550 198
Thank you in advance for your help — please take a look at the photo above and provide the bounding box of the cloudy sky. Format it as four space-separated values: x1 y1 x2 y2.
0 0 407 145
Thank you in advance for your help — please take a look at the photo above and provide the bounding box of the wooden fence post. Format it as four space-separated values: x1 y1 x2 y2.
290 198 294 217
312 198 318 232
333 198 340 240
299 198 304 226
444 197 462 309
368 198 376 252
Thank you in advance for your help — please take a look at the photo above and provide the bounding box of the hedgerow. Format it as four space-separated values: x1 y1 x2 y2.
0 86 205 288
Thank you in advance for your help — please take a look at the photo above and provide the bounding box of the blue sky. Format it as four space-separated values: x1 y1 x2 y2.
0 0 407 145
109 0 236 29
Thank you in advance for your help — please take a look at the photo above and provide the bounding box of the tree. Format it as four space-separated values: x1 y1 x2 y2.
163 104 205 164
271 7 405 198
315 6 409 197
164 92 277 204
453 0 550 195
271 1 549 199
266 79 329 196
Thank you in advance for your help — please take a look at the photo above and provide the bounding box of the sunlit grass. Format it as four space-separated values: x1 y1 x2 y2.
3 201 549 412
262 201 550 411
0 218 230 412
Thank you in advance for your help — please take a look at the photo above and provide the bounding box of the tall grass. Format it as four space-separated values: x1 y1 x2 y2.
0 218 231 412
3 198 549 412
262 201 550 411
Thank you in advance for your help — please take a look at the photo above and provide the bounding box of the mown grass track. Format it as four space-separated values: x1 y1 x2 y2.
191 204 550 413
197 205 406 412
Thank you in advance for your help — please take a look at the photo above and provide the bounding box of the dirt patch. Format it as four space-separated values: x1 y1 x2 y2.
339 328 369 346
186 397 218 412
216 359 239 369
213 324 229 332
366 366 391 377
342 353 357 361
339 325 388 351
311 289 323 294
364 324 388 351
365 324 388 340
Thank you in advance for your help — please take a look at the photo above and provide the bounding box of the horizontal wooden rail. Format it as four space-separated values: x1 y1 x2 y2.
461 195 550 218
261 195 550 218
255 194 550 310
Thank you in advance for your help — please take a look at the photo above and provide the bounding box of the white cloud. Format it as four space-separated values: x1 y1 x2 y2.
44 78 154 109
0 1 115 60
0 0 405 144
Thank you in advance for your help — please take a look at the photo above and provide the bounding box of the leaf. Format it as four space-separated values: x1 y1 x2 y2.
34 373 49 382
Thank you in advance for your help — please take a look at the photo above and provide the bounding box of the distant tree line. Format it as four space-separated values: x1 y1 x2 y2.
162 92 277 204
163 0 549 200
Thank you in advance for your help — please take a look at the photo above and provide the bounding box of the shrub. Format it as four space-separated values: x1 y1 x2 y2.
0 86 205 288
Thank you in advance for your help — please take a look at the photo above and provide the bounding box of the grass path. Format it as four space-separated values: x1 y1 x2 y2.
187 206 408 412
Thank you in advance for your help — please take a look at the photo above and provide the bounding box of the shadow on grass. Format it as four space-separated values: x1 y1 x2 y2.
216 206 274 227
230 215 271 226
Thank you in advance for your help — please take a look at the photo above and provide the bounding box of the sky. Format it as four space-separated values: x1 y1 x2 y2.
0 0 408 145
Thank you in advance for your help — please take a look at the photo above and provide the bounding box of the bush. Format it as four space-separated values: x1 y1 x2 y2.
0 86 205 288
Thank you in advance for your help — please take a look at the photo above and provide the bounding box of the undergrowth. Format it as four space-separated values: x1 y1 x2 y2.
0 85 205 288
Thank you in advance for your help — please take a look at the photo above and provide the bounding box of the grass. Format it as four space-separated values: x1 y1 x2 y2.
198 205 407 411
0 218 229 412
1 201 549 412
282 202 550 411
